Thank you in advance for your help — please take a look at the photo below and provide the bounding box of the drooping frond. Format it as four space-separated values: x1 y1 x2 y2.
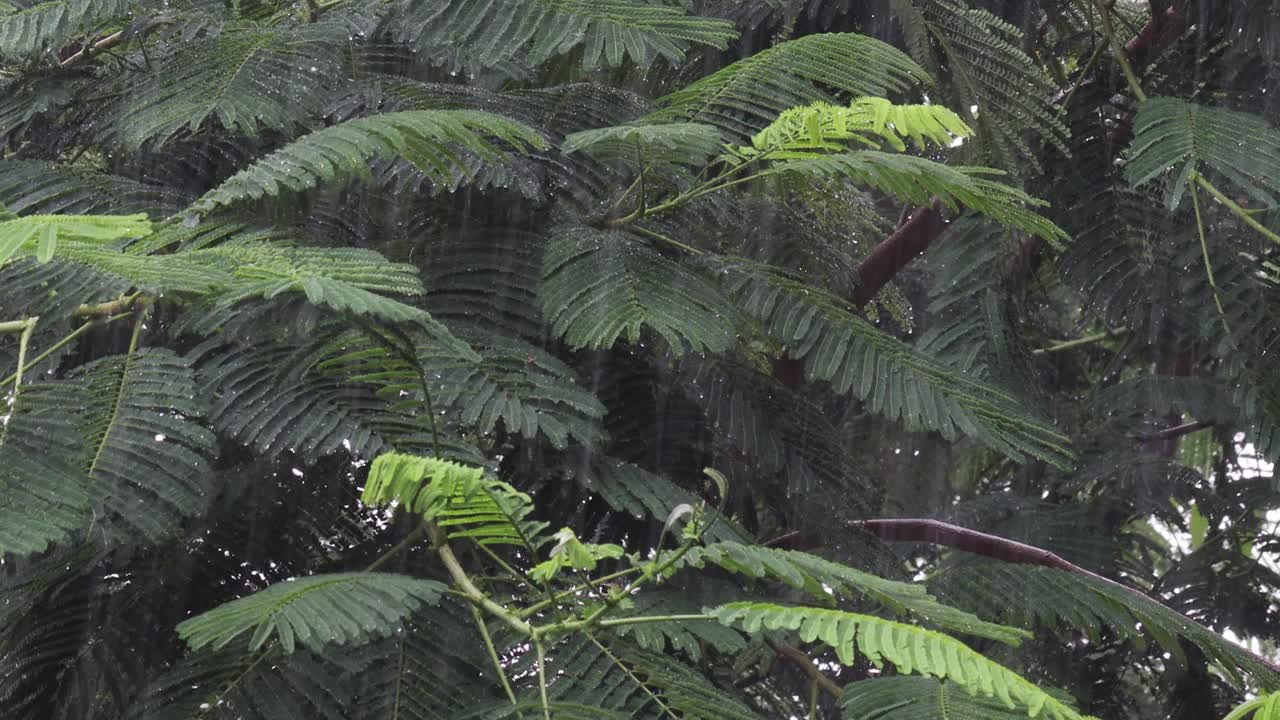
769 152 1069 244
189 338 388 462
889 0 1070 173
1125 96 1280 209
363 452 549 549
342 603 506 720
539 225 737 353
106 24 347 149
188 244 446 325
381 0 737 71
711 602 1089 720
841 676 1069 720
563 123 724 168
315 324 603 449
743 97 973 157
70 348 217 547
648 33 930 142
176 572 446 655
679 542 1028 644
0 160 185 216
0 380 89 556
708 257 1073 466
0 0 131 61
0 212 151 264
675 353 870 498
935 561 1280 690
501 633 762 719
188 110 547 215
126 644 350 720
916 216 1036 389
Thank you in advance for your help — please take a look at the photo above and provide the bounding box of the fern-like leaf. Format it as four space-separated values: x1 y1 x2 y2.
841 676 1072 720
678 542 1027 644
1125 96 1280 210
71 348 216 547
581 459 749 543
936 561 1280 689
0 0 131 60
712 602 1090 720
744 97 973 157
708 257 1073 466
0 212 151 264
0 159 186 216
107 24 346 149
0 380 89 556
540 225 737 353
563 122 724 168
176 572 446 655
363 452 549 550
648 33 929 142
384 0 737 71
890 0 1069 173
769 151 1068 244
188 110 547 214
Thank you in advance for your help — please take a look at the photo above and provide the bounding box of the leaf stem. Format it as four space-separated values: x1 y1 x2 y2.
1095 0 1148 102
433 526 533 636
471 605 519 706
586 633 679 720
1031 327 1129 354
0 313 133 388
1190 173 1229 320
365 522 429 572
1194 174 1280 249
515 566 643 619
534 637 551 720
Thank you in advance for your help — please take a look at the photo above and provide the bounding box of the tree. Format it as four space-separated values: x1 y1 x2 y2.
2 0 1279 718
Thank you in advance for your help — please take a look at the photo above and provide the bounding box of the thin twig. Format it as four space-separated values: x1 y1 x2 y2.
765 637 844 700
1134 419 1214 443
1031 327 1129 354
471 605 520 706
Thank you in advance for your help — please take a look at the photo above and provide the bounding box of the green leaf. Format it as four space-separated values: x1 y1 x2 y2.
649 33 930 143
189 110 547 215
744 97 973 157
176 573 446 655
563 123 724 167
1126 97 1280 209
0 213 152 265
384 0 737 71
713 602 1090 720
0 0 131 61
539 225 737 353
709 257 1073 466
363 452 549 551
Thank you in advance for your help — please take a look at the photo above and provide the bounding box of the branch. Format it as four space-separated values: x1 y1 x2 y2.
851 200 946 309
850 517 1280 675
765 637 844 700
1123 6 1182 69
1134 419 1214 443
61 30 128 67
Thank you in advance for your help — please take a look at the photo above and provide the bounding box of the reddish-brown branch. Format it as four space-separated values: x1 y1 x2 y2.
851 201 946 309
1124 7 1183 69
850 518 1280 675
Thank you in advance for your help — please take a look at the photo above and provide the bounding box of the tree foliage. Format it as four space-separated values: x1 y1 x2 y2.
2 1 1280 719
